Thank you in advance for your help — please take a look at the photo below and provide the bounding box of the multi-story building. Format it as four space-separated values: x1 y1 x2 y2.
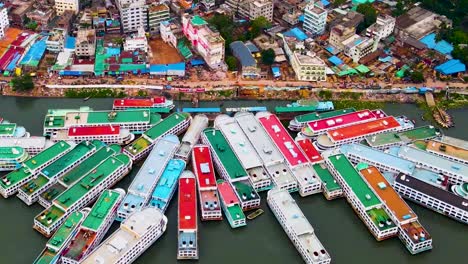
124 27 148 52
182 14 225 69
147 3 170 34
303 2 327 36
343 35 379 63
46 28 67 53
0 5 9 39
200 0 216 10
282 36 326 82
160 20 183 48
26 9 54 27
75 29 96 57
225 0 274 22
366 14 396 39
55 0 80 16
116 0 148 33
329 25 356 52
229 41 260 78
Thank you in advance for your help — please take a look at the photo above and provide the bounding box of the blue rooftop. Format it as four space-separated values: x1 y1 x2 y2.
149 159 186 212
20 38 47 67
326 45 340 55
340 143 415 175
272 66 281 78
230 41 257 67
328 56 343 66
379 56 392 63
65 36 76 50
150 63 186 74
245 41 260 53
420 33 454 55
190 59 205 66
283 27 308 41
321 0 330 6
106 47 121 56
435 59 466 75
412 168 444 188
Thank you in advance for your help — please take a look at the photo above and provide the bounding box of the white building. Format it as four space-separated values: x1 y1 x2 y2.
343 35 379 63
0 6 9 39
201 0 216 10
282 36 326 82
46 28 67 53
329 25 356 52
124 27 148 52
366 14 396 39
160 21 182 48
225 0 274 22
303 2 327 36
116 0 148 33
148 3 170 34
55 0 80 16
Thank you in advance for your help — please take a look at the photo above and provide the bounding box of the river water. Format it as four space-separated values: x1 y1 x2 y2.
0 97 466 264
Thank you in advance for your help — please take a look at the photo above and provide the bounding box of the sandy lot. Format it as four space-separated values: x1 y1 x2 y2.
149 38 184 64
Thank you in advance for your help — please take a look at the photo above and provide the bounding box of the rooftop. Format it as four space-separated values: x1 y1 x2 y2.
297 139 323 164
400 221 431 245
203 128 248 181
366 126 440 147
192 145 217 189
0 123 17 136
39 183 67 205
68 126 120 137
328 116 401 142
230 41 257 67
232 179 259 204
24 141 73 172
258 113 308 166
312 163 341 192
0 146 25 160
113 97 167 108
179 171 197 230
360 166 417 223
144 112 190 140
367 207 396 231
426 140 468 162
327 154 381 209
437 136 468 151
46 210 85 252
81 189 124 231
81 208 167 264
124 136 152 156
0 137 48 149
295 108 356 124
217 179 240 206
150 159 186 209
307 109 379 133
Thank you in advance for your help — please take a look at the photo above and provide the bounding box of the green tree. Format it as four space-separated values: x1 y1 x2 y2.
333 0 347 7
410 71 425 83
225 56 238 71
25 21 38 31
452 46 468 65
249 16 271 39
11 75 34 92
356 3 377 33
392 0 407 17
261 49 275 65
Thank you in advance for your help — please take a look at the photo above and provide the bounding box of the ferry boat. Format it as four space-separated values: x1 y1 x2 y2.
216 179 246 228
267 188 331 264
50 125 135 145
312 163 343 200
0 141 74 198
33 153 132 237
234 112 298 193
80 208 168 264
288 108 356 131
17 141 98 206
61 189 125 264
393 173 468 224
178 171 198 260
225 106 267 114
117 135 180 221
325 154 398 241
112 96 174 110
0 146 29 171
275 100 334 114
149 159 186 212
214 115 272 191
0 136 52 155
0 122 30 138
192 145 222 221
124 112 191 161
365 126 441 150
39 144 122 208
425 136 468 165
175 114 208 161
315 116 413 151
257 112 321 196
201 128 260 211
359 166 432 254
33 209 89 264
43 108 162 136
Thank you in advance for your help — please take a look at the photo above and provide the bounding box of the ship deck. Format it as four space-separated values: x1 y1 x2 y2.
40 183 67 204
192 145 217 189
63 229 97 261
217 180 240 206
151 159 185 207
366 207 396 231
59 144 121 187
35 205 65 227
400 221 431 244
46 211 85 250
438 136 468 150
308 110 376 133
24 141 73 172
34 249 56 264
203 129 248 181
426 140 468 162
360 166 417 223
0 166 31 189
328 117 401 142
179 174 197 230
0 146 25 160
20 174 49 194
297 139 323 164
67 109 156 126
68 125 120 137
199 189 221 213
295 108 356 123
327 154 381 209
144 113 189 140
366 126 439 147
81 190 122 231
258 114 308 167
312 163 341 192
0 123 17 137
231 179 259 204
124 136 152 156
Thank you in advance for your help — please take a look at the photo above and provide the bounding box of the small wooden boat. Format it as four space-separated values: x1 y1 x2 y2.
247 209 264 220
83 96 91 101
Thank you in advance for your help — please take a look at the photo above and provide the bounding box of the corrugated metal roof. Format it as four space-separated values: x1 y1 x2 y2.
229 41 256 67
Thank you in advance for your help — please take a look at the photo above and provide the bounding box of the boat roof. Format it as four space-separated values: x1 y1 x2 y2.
216 116 263 169
395 173 468 211
179 171 197 230
234 112 284 164
217 179 239 206
437 136 468 151
81 208 166 264
426 139 468 162
179 114 208 148
258 113 308 167
0 136 47 149
340 143 415 175
328 116 401 142
400 220 431 245
397 146 468 178
0 166 30 189
151 159 185 203
231 179 259 203
0 146 25 160
192 145 217 189
113 97 166 107
295 108 356 123
59 144 121 187
268 189 330 260
81 189 124 231
0 123 17 136
203 128 248 181
68 125 120 136
327 154 381 209
46 210 85 250
297 139 323 164
24 141 73 172
366 126 439 147
360 166 417 223
312 163 341 192
124 136 152 156
307 109 379 132
144 112 190 140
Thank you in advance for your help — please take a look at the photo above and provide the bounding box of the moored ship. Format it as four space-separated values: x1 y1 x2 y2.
0 146 29 171
0 122 30 138
192 145 222 220
178 171 198 260
217 179 246 228
0 136 52 156
80 208 168 264
424 136 468 165
149 158 186 212
51 125 134 145
113 96 174 110
175 114 208 161
365 126 441 150
288 108 356 131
